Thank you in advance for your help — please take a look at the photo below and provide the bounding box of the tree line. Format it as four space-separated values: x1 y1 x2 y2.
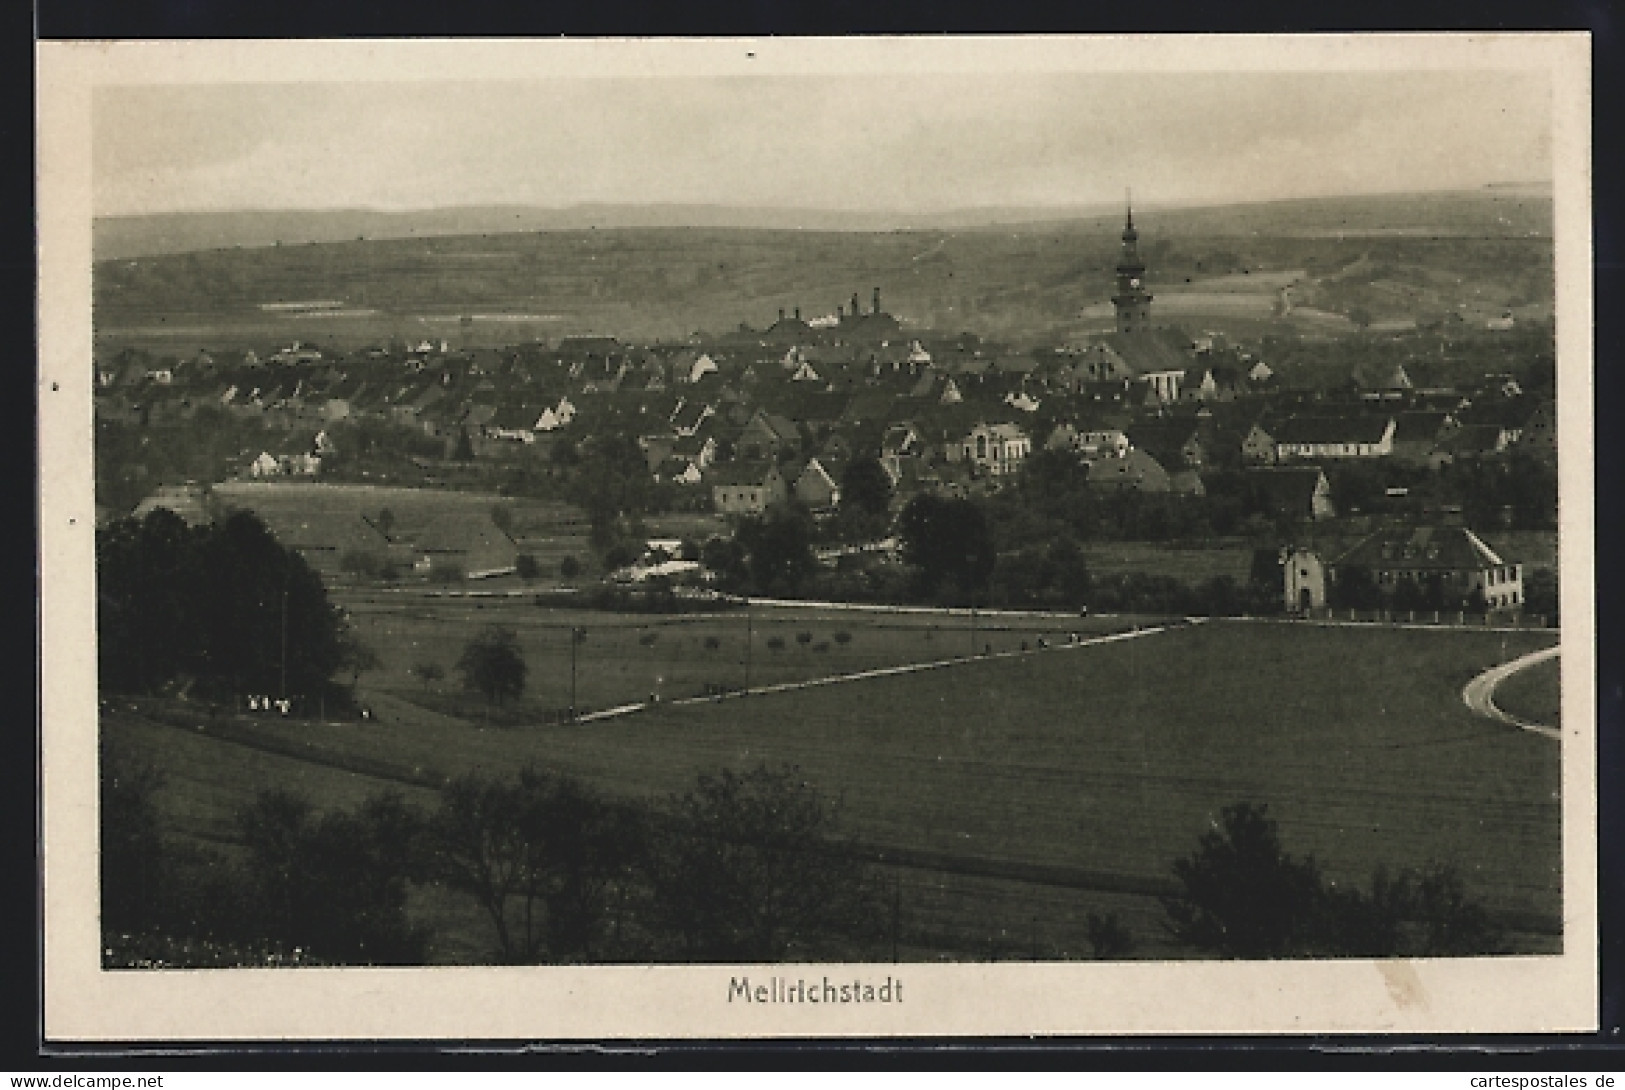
103 736 1504 966
97 508 358 704
102 753 885 967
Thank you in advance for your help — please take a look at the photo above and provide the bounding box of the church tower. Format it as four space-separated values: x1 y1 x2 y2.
1111 198 1153 334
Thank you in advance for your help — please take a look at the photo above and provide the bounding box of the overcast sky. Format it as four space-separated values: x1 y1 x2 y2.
92 70 1551 217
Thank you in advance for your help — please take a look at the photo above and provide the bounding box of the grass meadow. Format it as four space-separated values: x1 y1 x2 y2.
103 618 1563 962
338 592 1141 717
1492 653 1562 727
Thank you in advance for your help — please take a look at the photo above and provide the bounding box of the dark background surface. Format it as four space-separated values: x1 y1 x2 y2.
19 0 1624 1067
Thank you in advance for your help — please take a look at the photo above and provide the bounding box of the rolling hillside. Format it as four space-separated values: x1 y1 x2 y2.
93 188 1553 352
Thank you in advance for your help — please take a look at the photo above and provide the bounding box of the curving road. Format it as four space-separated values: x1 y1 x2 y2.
1461 644 1561 740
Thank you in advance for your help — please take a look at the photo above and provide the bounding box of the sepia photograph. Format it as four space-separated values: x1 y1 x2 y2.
37 34 1596 1039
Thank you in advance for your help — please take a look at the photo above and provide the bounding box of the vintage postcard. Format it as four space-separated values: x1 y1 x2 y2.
38 34 1596 1040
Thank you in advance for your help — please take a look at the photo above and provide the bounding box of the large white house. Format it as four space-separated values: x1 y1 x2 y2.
953 422 1032 477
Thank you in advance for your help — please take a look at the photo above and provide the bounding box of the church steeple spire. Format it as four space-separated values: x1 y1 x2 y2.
1112 192 1152 334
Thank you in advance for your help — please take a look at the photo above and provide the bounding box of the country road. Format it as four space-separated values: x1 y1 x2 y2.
1461 644 1561 740
577 622 1176 723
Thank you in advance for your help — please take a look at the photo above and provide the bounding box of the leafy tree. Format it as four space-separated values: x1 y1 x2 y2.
515 553 542 581
559 555 582 582
235 787 429 963
96 507 202 693
700 536 748 587
897 494 997 597
1047 535 1093 603
1161 802 1326 958
569 431 653 522
1524 567 1559 622
1403 862 1499 956
1010 449 1099 541
376 507 396 538
457 625 527 706
837 457 894 538
534 776 647 961
734 505 817 595
339 548 382 580
1086 911 1135 960
100 739 166 936
647 765 882 961
602 540 641 572
428 767 644 963
98 508 352 701
1163 803 1501 958
411 661 444 691
343 640 382 690
428 771 542 962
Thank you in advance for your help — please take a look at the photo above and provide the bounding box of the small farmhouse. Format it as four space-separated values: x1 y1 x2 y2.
707 461 788 516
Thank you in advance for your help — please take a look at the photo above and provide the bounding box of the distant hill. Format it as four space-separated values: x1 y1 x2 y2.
92 184 1551 261
92 186 1554 352
93 202 1122 262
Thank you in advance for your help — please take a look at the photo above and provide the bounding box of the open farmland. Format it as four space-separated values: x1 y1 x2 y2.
212 481 592 581
525 621 1561 929
338 591 1141 717
106 620 1563 961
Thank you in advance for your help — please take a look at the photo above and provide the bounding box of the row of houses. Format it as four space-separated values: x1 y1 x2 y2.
1261 524 1525 614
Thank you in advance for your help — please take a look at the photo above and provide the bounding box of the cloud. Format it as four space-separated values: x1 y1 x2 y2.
92 70 1553 217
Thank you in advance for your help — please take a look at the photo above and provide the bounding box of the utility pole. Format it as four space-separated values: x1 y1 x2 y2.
279 565 289 702
570 626 581 722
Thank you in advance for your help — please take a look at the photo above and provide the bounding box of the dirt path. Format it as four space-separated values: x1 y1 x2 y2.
576 622 1177 724
1461 644 1561 740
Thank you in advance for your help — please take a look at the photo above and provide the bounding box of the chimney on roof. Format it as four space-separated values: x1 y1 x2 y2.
873 287 881 314
794 306 801 321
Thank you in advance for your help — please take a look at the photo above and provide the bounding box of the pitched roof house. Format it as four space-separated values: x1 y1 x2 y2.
707 461 789 516
793 457 843 510
1085 448 1171 493
737 409 802 461
1274 415 1396 460
1328 524 1524 611
1128 421 1206 469
413 515 519 579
